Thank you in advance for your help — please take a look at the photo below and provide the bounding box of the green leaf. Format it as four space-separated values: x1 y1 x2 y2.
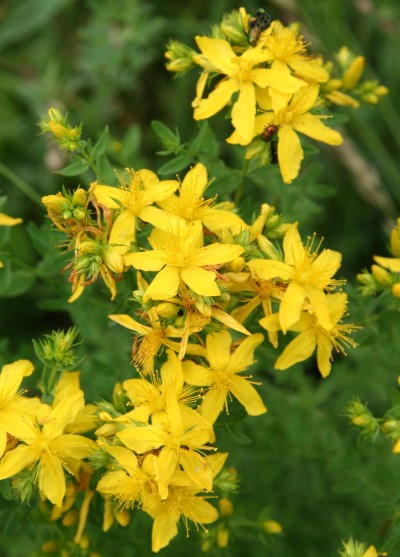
1 269 35 297
120 125 141 160
57 158 89 177
97 155 116 184
190 122 219 159
0 263 12 293
36 252 69 278
157 153 192 176
91 126 110 159
151 120 180 151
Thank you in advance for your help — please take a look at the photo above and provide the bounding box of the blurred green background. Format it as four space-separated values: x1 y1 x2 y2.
0 1 400 556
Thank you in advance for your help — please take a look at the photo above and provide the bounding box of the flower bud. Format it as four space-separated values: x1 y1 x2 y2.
390 219 400 256
257 235 282 260
342 56 365 89
220 9 248 43
72 207 86 221
392 282 400 298
49 120 70 140
218 497 234 517
227 256 245 272
48 107 64 124
62 509 78 526
216 526 229 548
371 264 393 286
155 302 179 318
103 245 124 274
165 40 196 73
262 520 283 534
72 188 87 207
42 193 70 214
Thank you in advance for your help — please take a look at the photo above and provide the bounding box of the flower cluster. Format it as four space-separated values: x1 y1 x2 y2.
165 7 386 184
0 156 359 552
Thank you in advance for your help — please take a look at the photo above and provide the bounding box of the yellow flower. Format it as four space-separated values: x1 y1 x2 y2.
259 20 329 84
0 359 39 456
251 85 343 183
260 292 358 377
109 309 206 374
96 445 150 509
0 391 96 507
141 453 226 552
123 221 244 302
248 223 342 333
182 330 266 423
122 349 194 422
92 168 184 254
157 163 245 234
118 387 214 500
192 36 305 144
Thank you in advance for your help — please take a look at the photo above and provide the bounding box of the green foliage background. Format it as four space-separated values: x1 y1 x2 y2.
0 0 399 556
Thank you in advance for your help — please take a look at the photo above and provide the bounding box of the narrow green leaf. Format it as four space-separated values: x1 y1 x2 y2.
57 158 89 177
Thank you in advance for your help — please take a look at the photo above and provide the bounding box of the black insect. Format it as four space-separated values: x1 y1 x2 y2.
260 125 277 143
248 8 273 46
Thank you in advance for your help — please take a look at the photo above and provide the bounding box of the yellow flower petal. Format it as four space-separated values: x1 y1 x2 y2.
156 447 179 499
179 450 213 491
206 330 232 371
288 56 329 83
279 281 307 333
277 124 304 184
275 329 317 369
316 335 333 377
180 266 220 297
194 78 239 120
118 425 166 454
42 391 85 440
109 210 136 253
227 333 264 373
248 259 293 281
195 36 237 74
282 223 305 267
307 286 333 330
0 213 23 226
188 243 244 267
151 510 180 553
231 81 256 144
229 376 266 416
374 256 400 273
201 388 227 424
144 266 181 301
181 163 208 200
252 68 305 93
39 452 65 507
0 445 37 480
290 84 320 116
293 114 343 145
123 250 166 271
108 314 149 335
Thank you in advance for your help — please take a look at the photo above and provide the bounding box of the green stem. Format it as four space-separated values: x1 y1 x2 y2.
0 161 42 207
234 158 249 205
81 150 104 183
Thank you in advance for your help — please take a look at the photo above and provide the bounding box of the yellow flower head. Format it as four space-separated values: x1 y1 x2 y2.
0 391 96 507
259 20 329 83
192 36 304 144
251 85 343 183
248 223 342 333
92 169 183 254
260 292 359 377
158 162 245 235
124 220 244 302
183 330 266 423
